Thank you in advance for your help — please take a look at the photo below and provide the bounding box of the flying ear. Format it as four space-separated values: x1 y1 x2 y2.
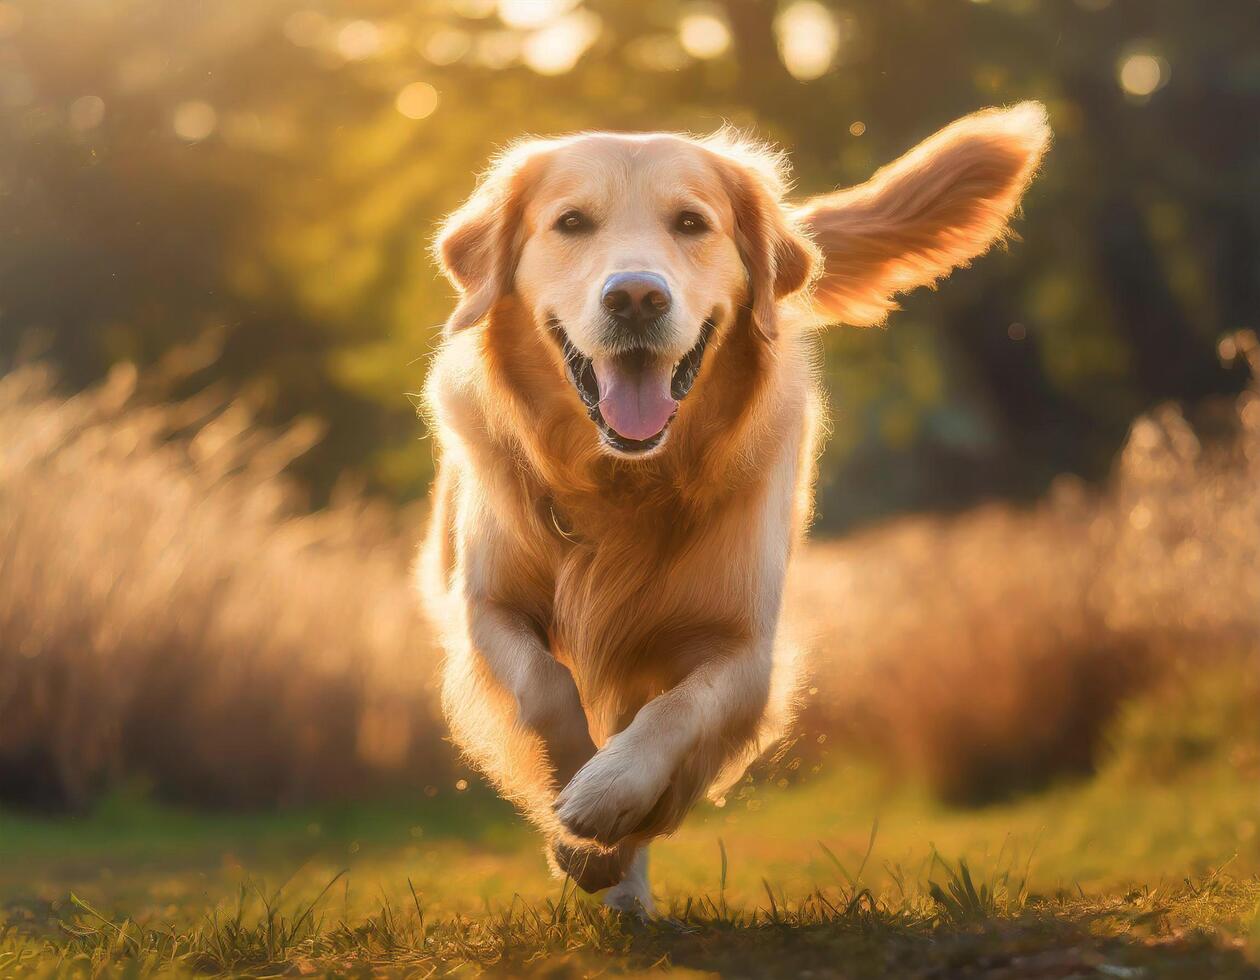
714 153 819 342
796 102 1051 327
434 144 542 334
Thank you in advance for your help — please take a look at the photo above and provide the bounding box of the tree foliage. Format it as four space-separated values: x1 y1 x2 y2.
1 0 1255 526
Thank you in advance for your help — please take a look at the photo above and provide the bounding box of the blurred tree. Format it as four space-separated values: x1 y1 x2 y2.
0 0 1254 526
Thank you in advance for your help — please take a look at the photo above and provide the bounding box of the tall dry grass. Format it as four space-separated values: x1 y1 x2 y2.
1 335 1256 809
0 355 449 809
787 333 1260 801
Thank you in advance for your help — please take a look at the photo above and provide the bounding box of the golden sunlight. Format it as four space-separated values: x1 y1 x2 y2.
5 4 1258 975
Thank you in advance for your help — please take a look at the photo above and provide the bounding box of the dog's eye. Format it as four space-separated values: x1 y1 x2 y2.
674 211 709 235
555 210 592 234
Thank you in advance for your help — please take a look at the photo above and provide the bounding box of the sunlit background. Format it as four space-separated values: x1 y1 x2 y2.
2 0 1255 524
1 1 1258 974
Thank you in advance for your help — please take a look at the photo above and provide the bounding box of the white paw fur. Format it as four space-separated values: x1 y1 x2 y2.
554 733 671 847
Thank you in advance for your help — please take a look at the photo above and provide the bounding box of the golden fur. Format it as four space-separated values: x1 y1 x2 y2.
419 104 1050 910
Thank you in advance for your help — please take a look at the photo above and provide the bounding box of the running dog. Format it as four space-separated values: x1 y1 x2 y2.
419 104 1050 913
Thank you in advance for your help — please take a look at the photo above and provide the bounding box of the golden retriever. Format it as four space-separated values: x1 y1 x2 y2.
419 104 1050 914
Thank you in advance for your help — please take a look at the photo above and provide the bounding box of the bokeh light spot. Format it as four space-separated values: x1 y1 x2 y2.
1118 51 1168 98
678 7 731 60
776 1 841 81
69 95 106 132
172 101 217 142
337 20 382 61
395 82 440 121
522 11 600 75
848 120 866 137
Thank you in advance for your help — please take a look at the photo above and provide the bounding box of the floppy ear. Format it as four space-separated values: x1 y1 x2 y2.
434 146 541 334
796 102 1051 327
717 157 819 342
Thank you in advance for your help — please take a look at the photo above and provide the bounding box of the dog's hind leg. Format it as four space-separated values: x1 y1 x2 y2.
603 845 654 918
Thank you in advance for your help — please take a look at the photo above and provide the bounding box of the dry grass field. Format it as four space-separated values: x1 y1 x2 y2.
1 335 1258 975
1 678 1257 976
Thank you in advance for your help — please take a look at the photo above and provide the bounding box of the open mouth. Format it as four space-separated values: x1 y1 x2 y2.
549 317 715 455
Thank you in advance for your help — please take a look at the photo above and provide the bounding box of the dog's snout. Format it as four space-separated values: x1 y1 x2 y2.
601 272 672 321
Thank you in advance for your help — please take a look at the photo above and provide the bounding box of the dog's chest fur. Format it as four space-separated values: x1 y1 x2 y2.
536 489 759 740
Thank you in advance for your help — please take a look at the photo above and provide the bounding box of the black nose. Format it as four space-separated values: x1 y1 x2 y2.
601 271 672 321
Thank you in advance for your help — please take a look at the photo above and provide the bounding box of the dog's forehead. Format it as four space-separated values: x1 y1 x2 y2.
537 134 718 198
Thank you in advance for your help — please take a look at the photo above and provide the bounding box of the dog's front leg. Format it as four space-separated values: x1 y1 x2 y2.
465 600 597 787
554 643 771 847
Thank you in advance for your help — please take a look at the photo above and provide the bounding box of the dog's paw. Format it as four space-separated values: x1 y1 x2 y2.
604 885 655 921
549 840 631 893
553 737 670 847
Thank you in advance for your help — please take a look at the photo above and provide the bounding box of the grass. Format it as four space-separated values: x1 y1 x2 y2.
0 360 448 810
3 674 1258 978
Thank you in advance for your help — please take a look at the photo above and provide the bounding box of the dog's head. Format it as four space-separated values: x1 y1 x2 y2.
436 107 1049 459
435 132 814 456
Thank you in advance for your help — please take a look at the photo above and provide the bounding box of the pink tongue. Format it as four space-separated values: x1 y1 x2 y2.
593 355 678 442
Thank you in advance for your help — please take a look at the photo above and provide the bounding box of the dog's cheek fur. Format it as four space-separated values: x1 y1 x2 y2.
712 155 819 343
